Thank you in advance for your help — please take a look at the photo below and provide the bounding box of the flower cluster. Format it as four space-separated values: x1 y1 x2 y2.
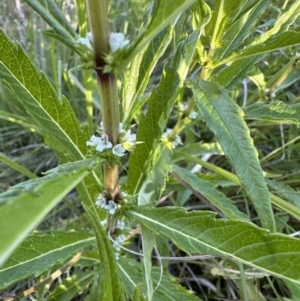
109 33 130 52
77 32 129 53
86 122 136 158
96 194 117 215
265 88 276 98
161 128 181 149
180 103 198 119
77 32 93 50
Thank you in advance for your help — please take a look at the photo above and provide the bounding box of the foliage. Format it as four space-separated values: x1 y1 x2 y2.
0 0 300 300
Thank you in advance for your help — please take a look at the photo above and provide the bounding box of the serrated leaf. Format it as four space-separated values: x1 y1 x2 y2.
244 101 300 124
23 0 77 50
215 28 300 67
0 158 99 266
172 165 250 222
118 257 200 301
0 231 95 290
128 30 200 194
189 80 275 231
83 204 125 301
120 0 197 69
0 29 87 162
127 206 300 285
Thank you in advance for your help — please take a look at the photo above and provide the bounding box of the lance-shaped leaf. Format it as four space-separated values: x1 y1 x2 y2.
127 207 300 285
0 159 99 266
252 0 300 45
0 231 95 289
122 25 172 126
189 80 275 231
244 101 300 124
23 0 78 50
172 165 250 222
213 28 300 67
128 30 200 194
0 29 87 162
214 55 264 90
218 0 269 59
119 0 197 69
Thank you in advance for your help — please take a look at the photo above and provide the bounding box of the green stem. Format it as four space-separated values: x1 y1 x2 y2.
85 0 109 66
97 71 120 201
86 0 120 202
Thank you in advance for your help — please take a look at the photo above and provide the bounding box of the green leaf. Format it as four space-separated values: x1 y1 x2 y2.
252 1 300 45
120 0 197 69
172 165 250 222
138 145 173 205
0 152 37 179
127 206 300 285
0 231 95 290
266 179 300 209
128 30 201 194
49 271 94 301
214 55 264 90
122 25 172 126
23 0 77 50
0 29 87 162
0 158 99 266
0 110 40 133
177 150 300 222
141 227 155 301
118 257 201 301
83 204 125 301
244 101 300 124
214 28 300 67
189 80 275 231
218 0 269 58
132 283 147 301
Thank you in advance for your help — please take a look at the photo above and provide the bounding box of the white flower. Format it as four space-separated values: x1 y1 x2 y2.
181 103 198 119
104 200 117 215
162 128 172 139
119 123 136 151
113 144 126 157
189 111 198 119
172 135 182 149
162 128 181 149
78 32 93 50
114 234 126 252
109 32 129 52
96 134 113 152
87 134 112 152
117 221 125 230
118 123 126 134
96 195 117 215
121 130 136 146
86 135 102 147
95 194 106 208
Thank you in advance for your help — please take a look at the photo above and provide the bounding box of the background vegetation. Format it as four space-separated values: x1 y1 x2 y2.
0 0 300 300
